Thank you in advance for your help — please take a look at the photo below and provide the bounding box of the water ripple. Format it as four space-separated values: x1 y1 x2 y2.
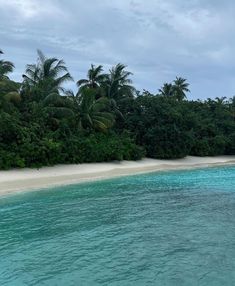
0 166 235 285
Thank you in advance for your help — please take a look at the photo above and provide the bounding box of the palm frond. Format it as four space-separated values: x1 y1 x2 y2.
22 50 72 99
42 92 61 106
54 72 73 87
77 79 89 87
37 49 46 64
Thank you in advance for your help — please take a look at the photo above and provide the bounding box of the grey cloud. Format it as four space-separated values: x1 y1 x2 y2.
1 0 235 99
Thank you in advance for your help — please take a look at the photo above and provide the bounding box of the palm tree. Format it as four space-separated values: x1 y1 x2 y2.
215 96 227 105
21 50 74 124
0 61 15 80
102 63 136 117
41 92 74 120
22 50 73 100
71 88 114 132
104 63 135 100
173 77 190 100
0 50 15 80
0 50 21 110
230 96 235 120
77 64 106 90
158 83 174 97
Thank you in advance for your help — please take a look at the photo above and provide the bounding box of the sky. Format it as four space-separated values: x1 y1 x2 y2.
0 0 235 100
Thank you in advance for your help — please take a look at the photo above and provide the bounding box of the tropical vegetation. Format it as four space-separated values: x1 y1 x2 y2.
0 49 234 169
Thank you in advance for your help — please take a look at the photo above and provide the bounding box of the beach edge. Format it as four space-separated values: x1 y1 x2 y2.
0 156 235 196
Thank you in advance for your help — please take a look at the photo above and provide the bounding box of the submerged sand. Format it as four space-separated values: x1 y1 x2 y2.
0 156 235 196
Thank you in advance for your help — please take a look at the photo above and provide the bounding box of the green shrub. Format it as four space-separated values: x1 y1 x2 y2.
60 132 144 164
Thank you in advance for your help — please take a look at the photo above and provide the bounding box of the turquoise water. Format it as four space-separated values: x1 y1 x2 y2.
0 166 235 286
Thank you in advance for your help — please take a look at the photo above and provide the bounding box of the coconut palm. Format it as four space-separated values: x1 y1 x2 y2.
22 50 73 100
71 88 114 132
0 61 14 80
215 97 227 105
229 96 235 120
158 83 174 97
77 64 106 90
0 50 21 110
173 77 190 100
41 92 74 120
21 50 74 124
0 50 15 80
101 63 136 118
104 63 135 100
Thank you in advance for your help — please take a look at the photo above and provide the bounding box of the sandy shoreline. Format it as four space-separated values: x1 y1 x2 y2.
0 156 235 197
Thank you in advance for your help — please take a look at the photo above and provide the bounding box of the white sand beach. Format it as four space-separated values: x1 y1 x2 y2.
0 156 235 196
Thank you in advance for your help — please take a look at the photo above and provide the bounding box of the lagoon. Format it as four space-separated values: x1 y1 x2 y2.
0 166 235 285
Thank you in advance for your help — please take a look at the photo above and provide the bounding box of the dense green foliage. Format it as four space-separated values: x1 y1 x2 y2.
0 49 234 169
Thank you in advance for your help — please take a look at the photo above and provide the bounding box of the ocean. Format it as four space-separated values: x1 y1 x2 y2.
0 166 235 285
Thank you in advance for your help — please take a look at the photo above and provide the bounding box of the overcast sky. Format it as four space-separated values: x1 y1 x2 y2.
1 0 235 99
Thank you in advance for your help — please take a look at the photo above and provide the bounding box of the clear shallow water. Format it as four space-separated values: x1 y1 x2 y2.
0 166 235 286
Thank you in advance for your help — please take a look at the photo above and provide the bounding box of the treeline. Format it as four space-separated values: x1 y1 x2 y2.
0 49 234 169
